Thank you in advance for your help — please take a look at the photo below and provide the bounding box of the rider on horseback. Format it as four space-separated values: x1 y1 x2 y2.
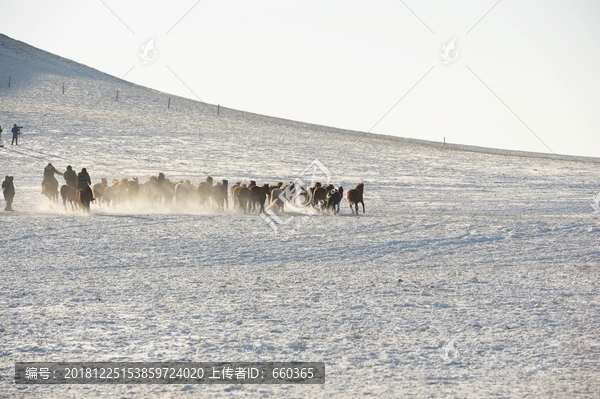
77 168 95 201
63 165 77 188
42 163 63 193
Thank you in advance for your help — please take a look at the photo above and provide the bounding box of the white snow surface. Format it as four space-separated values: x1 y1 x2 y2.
1 34 600 398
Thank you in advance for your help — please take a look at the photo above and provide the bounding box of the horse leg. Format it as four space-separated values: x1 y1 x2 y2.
361 201 365 213
82 198 88 213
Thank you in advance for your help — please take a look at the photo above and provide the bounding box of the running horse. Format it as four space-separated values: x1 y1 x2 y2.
60 185 79 211
42 180 59 203
346 182 365 215
76 185 94 213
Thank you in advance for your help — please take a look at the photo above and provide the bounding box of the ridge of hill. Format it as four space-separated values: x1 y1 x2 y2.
1 33 598 164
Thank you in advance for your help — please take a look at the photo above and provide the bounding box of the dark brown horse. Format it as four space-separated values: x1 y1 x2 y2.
236 184 250 213
326 186 344 215
346 182 365 215
269 184 287 213
60 185 78 211
312 185 328 212
248 184 268 213
212 179 229 210
142 178 162 205
76 186 94 213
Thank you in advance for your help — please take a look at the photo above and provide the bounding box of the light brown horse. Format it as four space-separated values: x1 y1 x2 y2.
197 176 214 207
93 178 108 206
42 180 59 202
174 180 195 205
230 182 242 208
76 186 94 213
346 182 365 215
127 177 140 203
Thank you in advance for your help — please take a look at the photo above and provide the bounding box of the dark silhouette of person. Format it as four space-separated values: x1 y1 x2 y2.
42 163 63 193
2 176 15 211
77 168 94 201
11 124 22 145
63 165 77 188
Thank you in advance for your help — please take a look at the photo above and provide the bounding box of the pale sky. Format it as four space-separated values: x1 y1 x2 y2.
1 0 599 157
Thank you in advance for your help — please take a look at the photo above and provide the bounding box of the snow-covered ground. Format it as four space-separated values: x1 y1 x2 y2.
1 34 599 398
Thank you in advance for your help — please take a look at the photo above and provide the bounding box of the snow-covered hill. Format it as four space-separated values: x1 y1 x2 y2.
1 33 599 398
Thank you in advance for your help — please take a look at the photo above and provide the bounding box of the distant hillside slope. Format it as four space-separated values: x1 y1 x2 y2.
1 33 598 165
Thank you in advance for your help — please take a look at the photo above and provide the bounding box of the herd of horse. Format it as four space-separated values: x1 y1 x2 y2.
43 173 366 215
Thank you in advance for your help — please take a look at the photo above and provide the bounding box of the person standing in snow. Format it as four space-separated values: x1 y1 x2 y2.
11 124 22 145
77 168 94 201
63 165 77 188
2 176 15 211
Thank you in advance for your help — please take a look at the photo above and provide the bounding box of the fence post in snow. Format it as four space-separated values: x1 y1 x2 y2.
62 83 65 95
168 98 171 109
217 104 220 115
444 137 445 145
116 90 119 101
8 76 10 88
